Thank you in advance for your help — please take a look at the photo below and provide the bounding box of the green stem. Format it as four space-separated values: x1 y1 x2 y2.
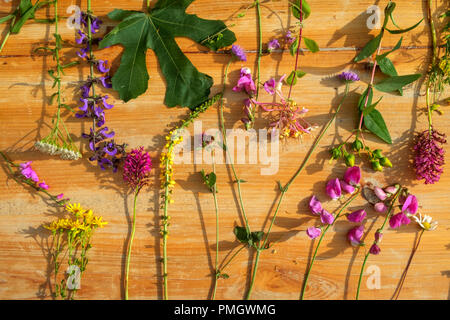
300 188 360 300
162 155 170 300
255 0 262 99
355 187 403 300
211 154 220 300
125 187 139 300
245 249 262 300
426 0 437 134
219 59 251 235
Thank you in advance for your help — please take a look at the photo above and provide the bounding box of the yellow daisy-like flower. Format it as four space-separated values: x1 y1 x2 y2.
65 203 86 217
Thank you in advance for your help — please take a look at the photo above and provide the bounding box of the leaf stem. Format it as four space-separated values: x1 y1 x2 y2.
211 153 220 300
287 0 303 100
245 248 262 300
255 0 262 99
125 187 139 300
300 188 360 299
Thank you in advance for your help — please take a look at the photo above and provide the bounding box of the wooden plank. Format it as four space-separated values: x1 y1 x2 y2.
0 0 449 300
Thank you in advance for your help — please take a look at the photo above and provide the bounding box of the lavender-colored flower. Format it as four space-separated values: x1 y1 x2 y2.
231 44 247 61
101 95 114 109
97 60 110 73
123 147 152 190
306 226 321 239
338 71 360 82
104 141 118 156
344 166 361 186
285 30 296 44
320 210 335 225
309 195 322 215
267 39 280 52
348 225 364 247
326 178 342 200
414 128 446 184
98 76 112 89
19 162 39 182
76 30 87 45
369 244 381 255
347 209 367 223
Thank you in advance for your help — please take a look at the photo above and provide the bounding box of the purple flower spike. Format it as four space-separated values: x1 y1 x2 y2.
306 226 321 240
103 141 118 156
80 84 91 98
414 128 446 184
401 195 418 215
231 44 247 61
267 39 280 52
347 209 367 223
348 225 364 247
320 210 335 225
344 166 361 186
369 244 381 255
339 179 355 194
123 147 152 190
97 60 110 73
326 178 342 200
338 71 360 82
101 96 114 109
309 195 322 215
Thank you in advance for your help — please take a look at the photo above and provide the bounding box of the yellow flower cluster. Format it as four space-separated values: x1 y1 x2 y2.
45 202 107 234
160 128 184 205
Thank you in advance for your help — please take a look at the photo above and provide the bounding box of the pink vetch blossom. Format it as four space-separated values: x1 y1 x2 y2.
369 244 381 255
123 147 152 190
374 202 388 213
389 212 411 229
38 181 49 190
306 226 321 239
347 209 367 223
308 195 322 215
374 186 387 201
343 166 361 186
19 161 39 182
232 67 256 96
56 193 64 200
326 178 342 200
374 230 383 243
267 39 281 52
414 128 446 184
401 195 418 215
384 185 398 195
263 75 286 96
347 225 364 247
320 209 335 225
339 179 355 194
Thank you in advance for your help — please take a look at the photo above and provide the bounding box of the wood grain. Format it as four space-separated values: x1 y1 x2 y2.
0 0 449 300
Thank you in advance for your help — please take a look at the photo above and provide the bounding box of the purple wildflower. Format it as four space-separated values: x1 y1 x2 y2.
326 178 342 200
267 39 280 52
19 162 39 182
309 195 322 215
347 209 367 223
348 225 364 247
233 67 256 95
338 71 360 82
231 44 247 61
320 210 335 225
285 30 296 44
306 226 321 239
389 212 411 229
123 147 152 190
414 128 446 184
369 244 381 255
97 60 110 73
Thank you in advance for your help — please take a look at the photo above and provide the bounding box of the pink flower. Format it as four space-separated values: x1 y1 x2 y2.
56 193 64 200
374 202 388 213
374 230 383 243
306 226 321 239
263 78 277 95
326 178 342 200
347 209 367 223
19 161 39 182
232 67 256 96
123 147 152 190
343 166 361 186
389 212 411 229
339 179 355 194
38 181 49 190
267 39 280 52
374 187 387 201
384 185 398 195
308 195 322 215
320 209 335 225
347 225 364 246
401 195 418 215
369 244 381 255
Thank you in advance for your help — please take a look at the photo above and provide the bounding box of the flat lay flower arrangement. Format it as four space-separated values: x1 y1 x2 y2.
0 0 448 300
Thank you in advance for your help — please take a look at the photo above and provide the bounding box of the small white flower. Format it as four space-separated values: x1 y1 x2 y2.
413 213 438 231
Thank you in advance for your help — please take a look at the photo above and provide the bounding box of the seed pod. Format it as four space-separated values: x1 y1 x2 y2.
352 139 363 152
379 157 392 168
344 153 355 167
330 148 341 160
371 160 383 171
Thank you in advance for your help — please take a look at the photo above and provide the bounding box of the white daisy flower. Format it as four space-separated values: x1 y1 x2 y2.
413 213 438 231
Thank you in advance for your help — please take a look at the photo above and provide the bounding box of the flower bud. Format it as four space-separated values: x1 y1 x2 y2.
372 149 383 159
330 148 341 160
379 157 392 168
352 139 363 152
369 244 381 255
374 186 387 201
344 153 355 167
374 202 388 213
371 160 383 172
374 230 383 243
384 185 399 195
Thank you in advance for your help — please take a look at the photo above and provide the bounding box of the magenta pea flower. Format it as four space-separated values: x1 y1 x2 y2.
38 181 49 190
344 166 361 186
339 179 355 194
374 187 387 201
389 212 411 229
369 244 381 255
348 225 364 246
19 162 39 182
401 195 418 215
374 202 388 213
347 209 367 223
232 67 256 95
306 226 321 239
56 193 64 200
309 195 322 215
320 210 335 225
326 178 342 200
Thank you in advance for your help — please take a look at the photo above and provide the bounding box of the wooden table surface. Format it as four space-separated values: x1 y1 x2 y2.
0 0 449 300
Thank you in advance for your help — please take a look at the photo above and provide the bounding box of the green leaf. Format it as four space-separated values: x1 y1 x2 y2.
11 0 39 34
251 231 264 243
289 38 298 56
303 37 319 53
0 14 15 24
19 0 32 16
375 56 403 95
363 96 383 116
376 37 402 60
286 70 297 86
383 1 396 28
364 109 392 144
291 0 311 20
354 33 383 62
374 74 422 93
234 226 249 244
99 2 236 108
296 70 307 78
385 19 423 34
